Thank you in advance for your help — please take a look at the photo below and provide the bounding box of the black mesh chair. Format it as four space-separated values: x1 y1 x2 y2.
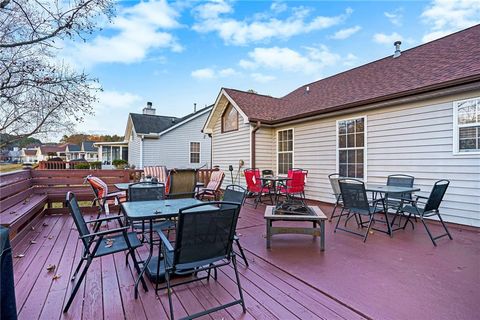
158 202 246 320
335 179 389 242
261 169 274 177
386 174 415 228
128 182 175 241
328 173 343 222
222 184 249 267
63 192 146 313
399 180 453 246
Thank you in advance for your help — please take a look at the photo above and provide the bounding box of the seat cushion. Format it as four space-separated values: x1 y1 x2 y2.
94 232 142 257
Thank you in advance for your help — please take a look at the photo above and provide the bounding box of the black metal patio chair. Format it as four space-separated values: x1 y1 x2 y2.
128 182 175 241
221 184 249 267
158 201 246 320
63 192 146 313
398 180 453 246
335 179 390 242
386 174 415 228
328 173 343 222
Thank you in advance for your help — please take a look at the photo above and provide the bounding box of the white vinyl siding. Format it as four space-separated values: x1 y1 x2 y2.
252 90 480 227
141 112 211 169
212 108 250 188
255 127 275 172
128 129 142 169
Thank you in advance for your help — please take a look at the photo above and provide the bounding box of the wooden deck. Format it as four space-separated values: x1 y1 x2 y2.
12 201 480 320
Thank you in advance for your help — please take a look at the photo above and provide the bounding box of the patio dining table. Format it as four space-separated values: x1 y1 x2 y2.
259 176 291 204
365 184 421 234
121 198 218 297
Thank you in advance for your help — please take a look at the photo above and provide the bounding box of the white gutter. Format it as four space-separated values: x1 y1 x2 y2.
140 135 144 169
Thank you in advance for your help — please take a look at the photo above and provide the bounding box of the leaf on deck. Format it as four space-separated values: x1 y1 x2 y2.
30 240 37 244
52 274 61 281
46 264 56 272
14 254 25 258
105 238 114 248
42 222 49 227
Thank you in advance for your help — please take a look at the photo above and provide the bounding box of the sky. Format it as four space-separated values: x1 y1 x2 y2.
61 0 480 138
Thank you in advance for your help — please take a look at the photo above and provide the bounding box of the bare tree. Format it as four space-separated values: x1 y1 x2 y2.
0 0 114 147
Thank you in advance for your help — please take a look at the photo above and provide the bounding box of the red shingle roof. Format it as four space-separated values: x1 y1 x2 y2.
224 25 480 124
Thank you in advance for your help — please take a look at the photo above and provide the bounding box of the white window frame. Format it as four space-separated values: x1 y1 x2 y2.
453 97 480 155
276 128 294 176
189 141 201 164
335 116 368 181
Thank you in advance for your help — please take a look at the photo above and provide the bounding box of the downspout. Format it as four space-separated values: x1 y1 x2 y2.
208 133 212 169
139 135 144 169
251 121 261 168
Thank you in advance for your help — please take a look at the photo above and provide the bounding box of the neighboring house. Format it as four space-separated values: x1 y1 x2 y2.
64 144 81 161
126 102 212 169
94 141 128 168
8 147 21 162
36 145 64 161
203 26 480 227
80 141 98 161
21 148 38 163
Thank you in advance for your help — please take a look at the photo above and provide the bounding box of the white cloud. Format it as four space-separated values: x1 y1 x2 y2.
343 53 359 67
270 1 288 14
251 73 276 83
239 46 341 75
384 8 403 26
76 90 143 134
192 1 353 45
191 68 215 79
191 67 239 80
421 0 480 42
330 25 361 39
63 0 182 67
373 32 404 44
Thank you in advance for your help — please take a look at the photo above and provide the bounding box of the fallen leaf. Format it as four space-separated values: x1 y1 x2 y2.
14 254 25 258
46 264 56 272
48 236 53 240
237 233 243 236
42 222 49 227
9 211 16 215
52 274 61 281
30 240 37 244
105 238 114 248
369 231 374 234
31 226 35 231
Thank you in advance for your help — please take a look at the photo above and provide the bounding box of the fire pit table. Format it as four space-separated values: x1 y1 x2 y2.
264 202 327 251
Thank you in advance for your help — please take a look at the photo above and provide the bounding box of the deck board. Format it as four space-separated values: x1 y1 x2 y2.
12 201 478 320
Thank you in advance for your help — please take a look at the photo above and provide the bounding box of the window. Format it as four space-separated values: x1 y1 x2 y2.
337 117 365 179
190 142 200 163
277 129 293 175
454 97 480 154
222 103 238 132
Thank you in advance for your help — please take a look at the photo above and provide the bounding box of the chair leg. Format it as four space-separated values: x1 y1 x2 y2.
64 257 92 313
363 215 374 243
165 270 175 320
232 255 247 313
235 237 249 267
71 256 85 281
420 216 437 246
334 208 346 233
437 213 453 240
329 201 338 222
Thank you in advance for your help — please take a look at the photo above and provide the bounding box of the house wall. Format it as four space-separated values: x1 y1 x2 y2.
267 89 480 227
128 129 142 169
212 109 251 187
142 112 211 169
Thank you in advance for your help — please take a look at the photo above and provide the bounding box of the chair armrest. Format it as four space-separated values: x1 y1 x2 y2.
415 195 429 200
86 215 122 224
80 226 129 239
158 231 174 252
198 188 217 194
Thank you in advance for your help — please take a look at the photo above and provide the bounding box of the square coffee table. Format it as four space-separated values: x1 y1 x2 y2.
264 205 327 251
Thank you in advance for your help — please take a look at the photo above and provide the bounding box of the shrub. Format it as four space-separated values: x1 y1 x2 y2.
90 161 102 169
75 162 90 169
112 159 128 169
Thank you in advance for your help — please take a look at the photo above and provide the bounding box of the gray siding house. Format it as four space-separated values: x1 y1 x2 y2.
126 103 212 169
203 26 480 227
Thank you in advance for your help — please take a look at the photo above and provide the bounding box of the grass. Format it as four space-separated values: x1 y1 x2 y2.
0 163 24 173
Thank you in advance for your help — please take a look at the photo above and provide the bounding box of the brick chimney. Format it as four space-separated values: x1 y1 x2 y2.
142 101 156 115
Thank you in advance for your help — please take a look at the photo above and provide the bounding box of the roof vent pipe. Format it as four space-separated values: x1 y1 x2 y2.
305 86 310 94
194 103 197 113
393 41 402 58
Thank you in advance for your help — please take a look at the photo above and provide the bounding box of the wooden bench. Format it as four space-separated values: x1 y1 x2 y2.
0 170 48 239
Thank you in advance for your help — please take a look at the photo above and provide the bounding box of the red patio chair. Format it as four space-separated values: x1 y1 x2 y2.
197 170 225 201
278 168 308 200
244 168 272 208
85 175 126 217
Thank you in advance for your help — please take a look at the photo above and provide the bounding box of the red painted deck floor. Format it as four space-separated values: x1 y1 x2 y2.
12 201 480 320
